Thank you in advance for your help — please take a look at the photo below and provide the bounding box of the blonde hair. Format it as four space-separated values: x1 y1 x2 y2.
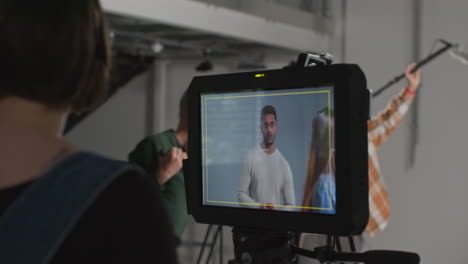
302 108 335 208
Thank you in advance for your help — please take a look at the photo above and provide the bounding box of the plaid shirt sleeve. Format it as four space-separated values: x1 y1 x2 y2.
368 89 414 148
365 88 415 237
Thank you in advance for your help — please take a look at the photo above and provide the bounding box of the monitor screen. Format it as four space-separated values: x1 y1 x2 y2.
201 86 336 215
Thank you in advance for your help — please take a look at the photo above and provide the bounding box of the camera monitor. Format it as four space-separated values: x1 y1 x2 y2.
185 64 369 235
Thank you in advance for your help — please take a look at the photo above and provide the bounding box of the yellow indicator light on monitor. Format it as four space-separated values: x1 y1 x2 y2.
255 73 265 78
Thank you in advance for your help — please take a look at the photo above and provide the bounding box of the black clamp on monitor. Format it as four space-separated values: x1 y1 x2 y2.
296 52 334 67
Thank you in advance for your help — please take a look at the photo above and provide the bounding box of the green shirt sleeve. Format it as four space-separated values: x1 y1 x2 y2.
128 137 159 177
128 132 187 240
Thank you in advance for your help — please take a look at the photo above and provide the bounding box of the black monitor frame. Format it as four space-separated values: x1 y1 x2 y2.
185 64 369 235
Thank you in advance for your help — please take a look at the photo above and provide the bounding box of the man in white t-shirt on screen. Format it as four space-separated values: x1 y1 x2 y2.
238 105 295 210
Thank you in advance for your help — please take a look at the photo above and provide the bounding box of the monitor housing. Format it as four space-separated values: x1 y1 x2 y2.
185 64 369 236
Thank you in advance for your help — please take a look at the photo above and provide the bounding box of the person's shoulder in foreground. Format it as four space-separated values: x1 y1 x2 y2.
52 161 178 263
0 0 179 262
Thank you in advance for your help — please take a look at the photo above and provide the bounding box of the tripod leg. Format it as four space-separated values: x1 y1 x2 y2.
219 226 223 264
335 236 342 252
326 235 332 248
205 226 221 264
197 224 213 264
348 236 356 252
335 236 345 264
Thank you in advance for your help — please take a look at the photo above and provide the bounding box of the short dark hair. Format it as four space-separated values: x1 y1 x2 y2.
261 105 277 121
0 0 111 112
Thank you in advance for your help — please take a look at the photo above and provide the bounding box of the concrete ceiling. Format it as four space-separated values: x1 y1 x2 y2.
103 0 335 60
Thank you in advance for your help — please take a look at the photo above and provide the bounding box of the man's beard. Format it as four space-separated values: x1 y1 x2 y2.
263 135 275 148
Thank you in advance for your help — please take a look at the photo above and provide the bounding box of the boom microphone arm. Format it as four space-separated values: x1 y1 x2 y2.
372 39 458 97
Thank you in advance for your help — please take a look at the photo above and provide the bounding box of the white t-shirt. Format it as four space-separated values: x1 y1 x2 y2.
238 144 295 207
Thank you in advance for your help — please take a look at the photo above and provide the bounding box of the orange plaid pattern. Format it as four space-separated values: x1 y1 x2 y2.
365 88 414 237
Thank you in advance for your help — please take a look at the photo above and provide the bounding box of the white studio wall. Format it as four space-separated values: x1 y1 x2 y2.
345 1 415 251
345 1 468 264
411 0 468 263
65 72 150 161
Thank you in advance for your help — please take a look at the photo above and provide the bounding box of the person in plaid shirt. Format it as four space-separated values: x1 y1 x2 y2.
366 63 421 237
299 63 421 263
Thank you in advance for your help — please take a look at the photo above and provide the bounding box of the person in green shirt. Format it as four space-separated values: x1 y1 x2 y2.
128 92 188 242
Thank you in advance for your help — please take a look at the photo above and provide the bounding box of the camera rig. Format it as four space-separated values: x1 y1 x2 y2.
226 53 419 264
185 51 419 264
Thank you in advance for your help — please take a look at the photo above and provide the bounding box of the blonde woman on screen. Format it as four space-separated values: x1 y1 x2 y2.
299 108 335 264
302 108 335 214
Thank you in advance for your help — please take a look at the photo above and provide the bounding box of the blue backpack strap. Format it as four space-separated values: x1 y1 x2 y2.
0 152 139 264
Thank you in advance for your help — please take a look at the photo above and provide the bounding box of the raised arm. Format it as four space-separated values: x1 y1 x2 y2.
368 63 421 148
128 137 188 239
